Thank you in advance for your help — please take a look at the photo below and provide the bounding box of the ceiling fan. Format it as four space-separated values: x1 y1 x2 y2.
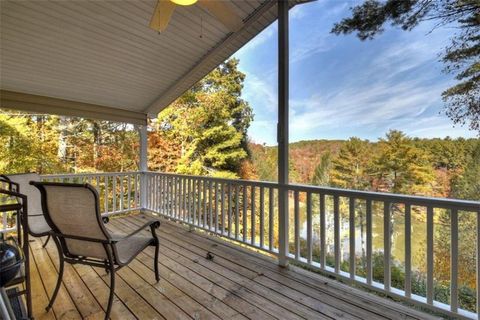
149 0 243 33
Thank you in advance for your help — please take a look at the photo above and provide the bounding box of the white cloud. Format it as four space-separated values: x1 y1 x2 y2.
242 74 277 112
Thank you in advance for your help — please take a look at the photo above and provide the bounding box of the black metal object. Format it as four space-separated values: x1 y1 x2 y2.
0 186 32 319
31 181 160 320
0 237 24 287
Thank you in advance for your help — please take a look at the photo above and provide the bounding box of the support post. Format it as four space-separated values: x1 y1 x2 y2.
277 0 289 267
138 125 148 211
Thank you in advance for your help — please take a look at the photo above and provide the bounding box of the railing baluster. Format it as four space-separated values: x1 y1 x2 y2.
366 199 372 285
427 206 434 304
334 195 340 273
220 183 225 234
172 177 178 219
215 182 219 233
182 177 186 221
171 176 174 216
209 181 213 229
269 187 274 251
243 185 247 243
307 192 312 264
112 175 117 212
451 208 458 312
349 197 355 279
320 193 326 269
260 186 265 248
235 184 239 240
153 175 157 212
405 204 412 298
134 174 138 209
127 174 131 210
161 175 165 213
203 180 207 228
193 179 198 225
104 176 109 213
228 183 232 237
251 185 256 246
163 175 166 214
121 175 125 211
187 178 191 223
294 190 300 259
165 175 169 214
384 201 391 291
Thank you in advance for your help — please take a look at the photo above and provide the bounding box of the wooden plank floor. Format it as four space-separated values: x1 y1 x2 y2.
27 213 439 320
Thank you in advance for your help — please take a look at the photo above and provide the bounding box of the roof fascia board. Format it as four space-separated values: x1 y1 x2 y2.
1 90 147 125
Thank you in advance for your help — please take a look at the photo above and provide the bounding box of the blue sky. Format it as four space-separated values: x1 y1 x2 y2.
233 0 477 145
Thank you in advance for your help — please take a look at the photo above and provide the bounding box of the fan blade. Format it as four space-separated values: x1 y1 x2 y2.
149 0 176 32
197 0 243 32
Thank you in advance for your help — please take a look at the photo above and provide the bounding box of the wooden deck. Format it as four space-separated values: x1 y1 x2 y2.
26 213 438 320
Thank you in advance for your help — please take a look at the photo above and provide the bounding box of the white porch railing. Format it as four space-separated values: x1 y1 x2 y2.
41 172 142 216
145 171 480 320
1 171 479 319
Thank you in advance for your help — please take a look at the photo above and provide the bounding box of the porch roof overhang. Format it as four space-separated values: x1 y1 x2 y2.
0 0 306 125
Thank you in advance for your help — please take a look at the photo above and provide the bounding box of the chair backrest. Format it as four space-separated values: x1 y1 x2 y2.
6 173 42 216
32 182 112 259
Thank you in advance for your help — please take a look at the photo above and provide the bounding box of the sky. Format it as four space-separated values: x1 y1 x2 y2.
232 0 477 146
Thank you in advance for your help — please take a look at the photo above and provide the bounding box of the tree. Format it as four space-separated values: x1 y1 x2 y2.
0 111 63 174
451 141 480 200
331 137 371 190
332 0 480 132
156 58 253 178
370 130 435 195
311 152 332 186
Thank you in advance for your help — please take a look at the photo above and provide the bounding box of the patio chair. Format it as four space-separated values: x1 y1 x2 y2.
1 173 52 247
30 181 160 320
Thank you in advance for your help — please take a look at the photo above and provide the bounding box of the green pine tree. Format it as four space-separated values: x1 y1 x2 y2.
156 58 253 179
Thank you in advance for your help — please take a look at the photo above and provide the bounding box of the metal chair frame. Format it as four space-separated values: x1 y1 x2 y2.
31 181 160 320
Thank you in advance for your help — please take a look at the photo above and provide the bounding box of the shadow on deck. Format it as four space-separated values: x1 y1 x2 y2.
27 213 438 320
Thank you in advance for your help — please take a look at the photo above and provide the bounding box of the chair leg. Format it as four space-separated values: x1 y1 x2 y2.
42 234 51 248
105 264 115 320
46 238 63 311
154 241 160 282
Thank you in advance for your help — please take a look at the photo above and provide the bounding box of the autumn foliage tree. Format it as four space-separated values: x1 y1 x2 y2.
153 58 253 178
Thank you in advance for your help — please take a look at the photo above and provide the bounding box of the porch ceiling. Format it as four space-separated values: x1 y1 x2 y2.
0 0 303 124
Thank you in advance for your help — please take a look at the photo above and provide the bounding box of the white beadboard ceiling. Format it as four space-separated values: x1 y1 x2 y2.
0 0 305 123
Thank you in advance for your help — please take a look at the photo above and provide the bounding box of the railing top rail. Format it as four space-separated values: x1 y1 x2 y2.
41 171 139 178
286 183 480 211
147 171 279 188
148 171 479 211
42 171 479 211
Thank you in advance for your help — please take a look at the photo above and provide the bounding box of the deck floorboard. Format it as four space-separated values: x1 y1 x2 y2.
27 213 439 320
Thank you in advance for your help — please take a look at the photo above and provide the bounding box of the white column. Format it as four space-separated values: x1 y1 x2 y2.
277 0 289 267
138 125 148 210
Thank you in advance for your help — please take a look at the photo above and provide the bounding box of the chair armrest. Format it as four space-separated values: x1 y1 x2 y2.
112 219 160 242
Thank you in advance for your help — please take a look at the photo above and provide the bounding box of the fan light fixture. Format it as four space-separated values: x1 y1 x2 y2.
149 0 243 33
171 0 197 5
